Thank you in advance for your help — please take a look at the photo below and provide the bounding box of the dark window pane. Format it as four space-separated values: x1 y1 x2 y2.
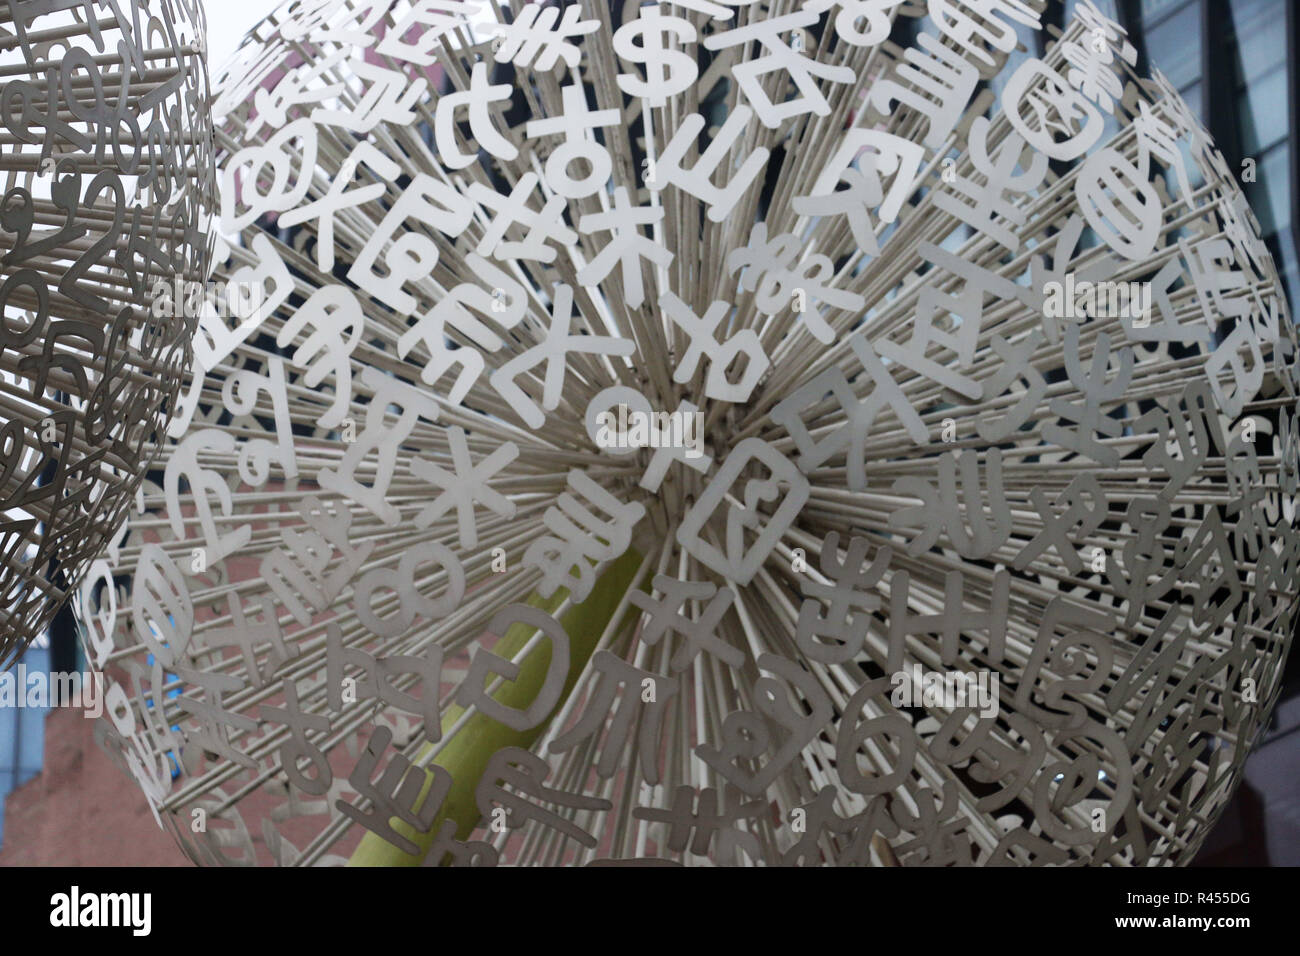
1277 240 1300 316
1142 0 1194 22
1145 3 1202 90
1244 142 1291 237
1068 0 1119 21
1178 82 1204 124
1236 66 1289 155
1228 0 1287 85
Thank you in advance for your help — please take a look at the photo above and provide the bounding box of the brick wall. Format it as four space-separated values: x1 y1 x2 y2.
0 707 188 866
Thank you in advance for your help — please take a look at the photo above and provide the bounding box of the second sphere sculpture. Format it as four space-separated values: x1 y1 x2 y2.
0 0 215 662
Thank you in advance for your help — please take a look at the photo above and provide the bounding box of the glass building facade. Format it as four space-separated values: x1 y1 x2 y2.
1122 0 1300 310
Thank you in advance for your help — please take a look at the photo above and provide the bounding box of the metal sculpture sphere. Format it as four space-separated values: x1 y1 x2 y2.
0 0 215 663
79 0 1299 867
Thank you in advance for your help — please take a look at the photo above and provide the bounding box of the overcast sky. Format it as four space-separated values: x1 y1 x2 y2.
206 2 269 77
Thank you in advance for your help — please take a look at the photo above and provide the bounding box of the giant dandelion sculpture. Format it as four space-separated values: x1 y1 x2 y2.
0 0 214 662
77 0 1299 866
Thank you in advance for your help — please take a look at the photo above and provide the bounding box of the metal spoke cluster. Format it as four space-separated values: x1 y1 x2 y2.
77 0 1299 866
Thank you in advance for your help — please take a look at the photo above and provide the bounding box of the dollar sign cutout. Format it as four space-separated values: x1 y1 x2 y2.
613 4 699 108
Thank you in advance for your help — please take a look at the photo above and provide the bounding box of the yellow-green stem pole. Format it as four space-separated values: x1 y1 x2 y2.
347 548 644 866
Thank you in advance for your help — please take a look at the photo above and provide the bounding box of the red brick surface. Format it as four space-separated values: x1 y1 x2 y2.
0 707 190 866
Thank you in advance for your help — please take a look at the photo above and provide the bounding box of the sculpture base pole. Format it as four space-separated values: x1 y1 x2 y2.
347 547 646 866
